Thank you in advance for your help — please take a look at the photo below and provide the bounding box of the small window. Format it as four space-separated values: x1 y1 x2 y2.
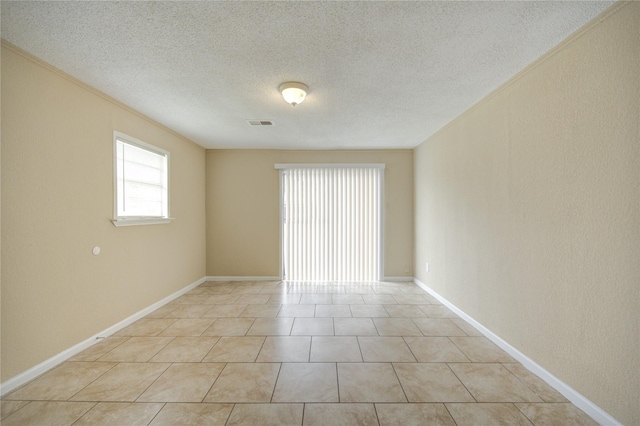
112 132 171 226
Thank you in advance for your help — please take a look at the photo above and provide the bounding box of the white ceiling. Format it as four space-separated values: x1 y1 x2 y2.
1 1 613 150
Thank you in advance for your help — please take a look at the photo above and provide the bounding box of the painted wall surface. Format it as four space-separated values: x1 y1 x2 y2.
206 150 413 278
414 3 639 424
1 45 207 381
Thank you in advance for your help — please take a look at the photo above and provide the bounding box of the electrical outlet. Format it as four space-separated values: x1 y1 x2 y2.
425 262 430 272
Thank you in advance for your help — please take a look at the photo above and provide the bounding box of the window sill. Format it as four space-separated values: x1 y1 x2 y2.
111 218 174 227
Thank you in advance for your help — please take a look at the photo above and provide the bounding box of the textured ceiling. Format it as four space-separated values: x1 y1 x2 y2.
1 1 613 150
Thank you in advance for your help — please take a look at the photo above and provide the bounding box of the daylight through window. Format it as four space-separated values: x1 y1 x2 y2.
114 132 169 225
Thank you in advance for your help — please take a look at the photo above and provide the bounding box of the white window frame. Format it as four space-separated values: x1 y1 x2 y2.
112 131 172 227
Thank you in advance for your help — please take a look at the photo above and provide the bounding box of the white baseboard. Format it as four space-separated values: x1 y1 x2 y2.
0 276 207 397
205 276 281 282
413 278 621 426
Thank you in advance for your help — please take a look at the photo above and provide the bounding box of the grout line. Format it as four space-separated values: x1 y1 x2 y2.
269 363 283 403
445 362 478 403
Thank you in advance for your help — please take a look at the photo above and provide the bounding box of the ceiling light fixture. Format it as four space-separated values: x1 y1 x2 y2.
279 82 308 107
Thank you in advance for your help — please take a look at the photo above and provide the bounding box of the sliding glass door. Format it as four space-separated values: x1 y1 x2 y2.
277 164 384 282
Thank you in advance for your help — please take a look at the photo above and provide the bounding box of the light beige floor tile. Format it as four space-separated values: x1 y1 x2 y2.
502 363 568 402
358 337 417 362
5 280 595 426
362 294 398 304
372 318 422 336
171 294 212 305
421 294 441 304
314 304 352 317
200 280 231 286
449 336 515 362
202 304 248 318
240 304 282 318
202 336 266 362
393 363 475 402
1 401 95 426
202 318 256 336
446 403 534 425
344 283 374 292
338 363 407 402
378 282 407 287
246 317 294 335
278 304 316 317
272 363 338 402
514 402 598 425
204 363 281 403
261 280 285 286
345 285 375 294
149 403 233 425
137 363 225 402
256 336 311 362
299 294 333 304
383 304 427 318
291 318 334 335
334 318 379 336
69 337 129 361
74 402 164 425
5 362 116 401
316 285 345 293
376 403 456 426
236 294 271 304
393 294 433 304
332 294 365 304
303 403 378 426
99 336 174 362
71 363 170 402
227 403 303 426
399 285 431 294
420 304 458 318
261 282 289 290
260 286 288 295
449 363 543 403
350 304 389 317
231 286 265 295
186 286 208 295
404 337 470 362
206 294 241 304
150 336 219 362
373 286 405 295
450 318 483 336
412 318 468 336
204 280 232 285
145 304 179 318
268 294 302 303
158 318 214 336
165 304 214 318
207 283 234 289
287 283 318 293
115 318 175 336
203 288 234 295
1 400 30 420
310 336 363 362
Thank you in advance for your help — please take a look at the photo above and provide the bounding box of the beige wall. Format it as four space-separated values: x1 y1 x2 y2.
1 44 207 381
206 150 413 278
414 3 639 424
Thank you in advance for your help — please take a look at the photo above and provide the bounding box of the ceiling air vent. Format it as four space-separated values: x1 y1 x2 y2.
247 120 273 126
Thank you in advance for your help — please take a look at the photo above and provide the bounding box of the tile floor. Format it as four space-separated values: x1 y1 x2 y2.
1 280 597 425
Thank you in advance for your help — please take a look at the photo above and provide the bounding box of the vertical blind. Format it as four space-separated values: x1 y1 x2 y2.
279 165 384 282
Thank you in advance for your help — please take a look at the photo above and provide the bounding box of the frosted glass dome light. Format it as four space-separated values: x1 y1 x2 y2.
279 82 308 107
